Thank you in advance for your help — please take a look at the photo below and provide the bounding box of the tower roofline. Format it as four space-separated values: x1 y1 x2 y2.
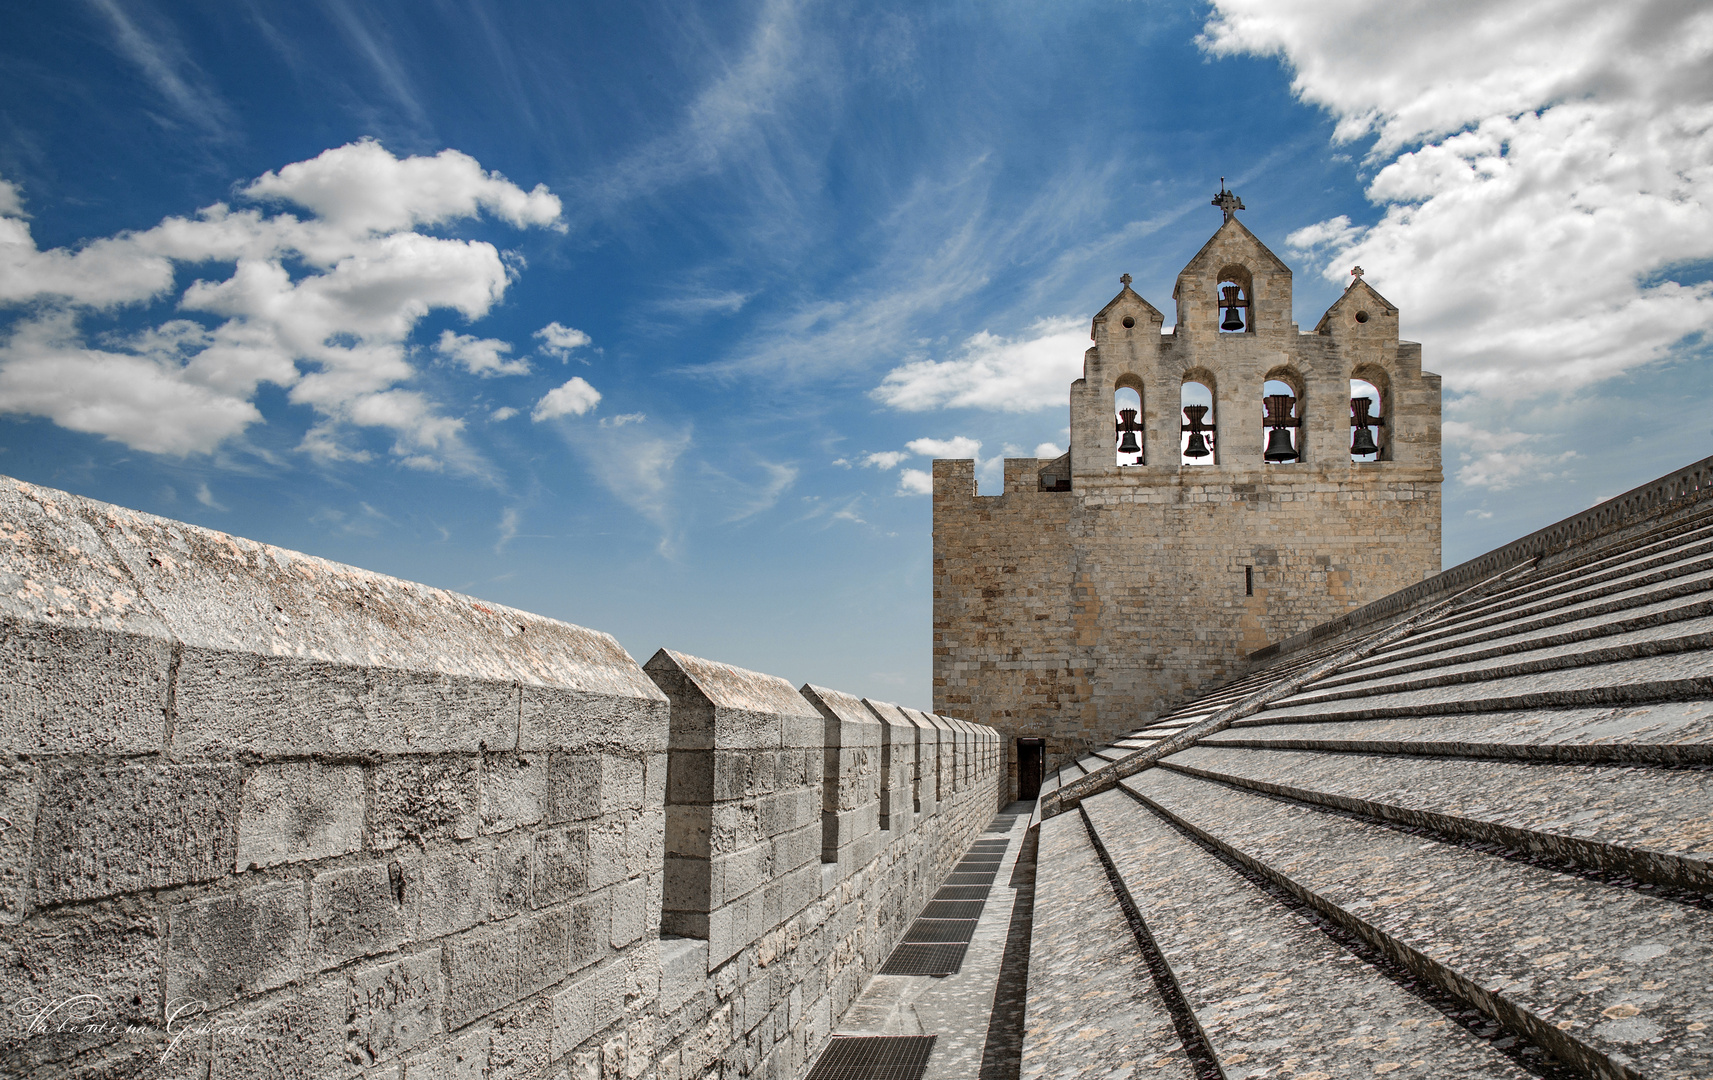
1172 215 1292 299
1092 275 1164 336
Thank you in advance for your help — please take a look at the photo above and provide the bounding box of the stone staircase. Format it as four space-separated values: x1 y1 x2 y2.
1024 474 1713 1079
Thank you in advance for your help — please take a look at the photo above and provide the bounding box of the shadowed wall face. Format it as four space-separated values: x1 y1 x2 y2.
0 474 1004 1080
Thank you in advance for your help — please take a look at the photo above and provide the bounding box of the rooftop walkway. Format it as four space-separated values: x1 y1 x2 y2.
805 804 1038 1080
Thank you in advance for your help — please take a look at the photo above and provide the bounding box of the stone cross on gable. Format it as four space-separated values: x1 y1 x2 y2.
1212 178 1245 223
1120 273 1132 287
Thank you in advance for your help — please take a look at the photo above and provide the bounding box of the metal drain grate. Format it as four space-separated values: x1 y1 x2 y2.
879 943 968 976
945 872 996 886
804 1035 937 1080
958 854 1003 864
934 884 991 901
969 840 1009 849
903 917 978 943
920 899 986 919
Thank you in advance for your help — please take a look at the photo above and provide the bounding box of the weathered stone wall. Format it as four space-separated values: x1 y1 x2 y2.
933 216 1443 796
0 476 1002 1080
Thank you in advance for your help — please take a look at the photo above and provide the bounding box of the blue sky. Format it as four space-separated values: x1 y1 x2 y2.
2 0 1710 704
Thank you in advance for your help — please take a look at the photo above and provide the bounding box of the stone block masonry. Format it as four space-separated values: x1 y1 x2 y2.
934 208 1443 796
0 474 1002 1080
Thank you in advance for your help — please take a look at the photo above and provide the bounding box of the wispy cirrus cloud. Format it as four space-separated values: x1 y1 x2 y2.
85 0 235 138
570 0 816 222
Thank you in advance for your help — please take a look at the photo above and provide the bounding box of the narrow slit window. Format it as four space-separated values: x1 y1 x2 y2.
1245 566 1253 595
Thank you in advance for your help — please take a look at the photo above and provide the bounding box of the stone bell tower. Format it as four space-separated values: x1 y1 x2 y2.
931 185 1443 798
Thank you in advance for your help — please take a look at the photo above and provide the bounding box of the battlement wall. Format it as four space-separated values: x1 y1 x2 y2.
0 476 1001 1080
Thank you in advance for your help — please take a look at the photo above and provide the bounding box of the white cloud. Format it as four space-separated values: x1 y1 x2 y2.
1284 215 1362 253
245 140 562 233
905 435 981 459
436 330 529 377
599 412 646 428
873 317 1087 412
535 321 592 361
490 406 519 421
194 482 224 510
1205 0 1713 398
1442 420 1577 491
897 468 934 496
1034 442 1064 459
0 142 562 465
0 313 259 454
0 177 23 218
863 451 909 469
531 376 602 421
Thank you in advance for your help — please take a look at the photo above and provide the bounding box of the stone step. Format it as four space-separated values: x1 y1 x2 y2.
1122 767 1713 1079
1353 565 1713 678
1153 644 1361 723
1460 514 1713 619
1387 554 1713 661
1329 592 1713 690
1276 615 1713 708
1080 788 1538 1079
1205 699 1713 767
1256 651 1713 725
1156 745 1713 892
1021 813 1197 1080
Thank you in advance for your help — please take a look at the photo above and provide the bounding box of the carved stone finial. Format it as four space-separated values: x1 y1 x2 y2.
1212 178 1245 223
1120 273 1132 287
1351 265 1365 281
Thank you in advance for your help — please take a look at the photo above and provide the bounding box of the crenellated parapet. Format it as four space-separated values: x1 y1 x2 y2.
0 474 1002 1080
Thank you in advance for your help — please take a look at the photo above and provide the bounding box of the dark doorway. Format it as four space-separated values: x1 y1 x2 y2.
1016 738 1045 800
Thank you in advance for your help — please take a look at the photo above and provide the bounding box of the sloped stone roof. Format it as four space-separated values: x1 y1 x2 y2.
1027 455 1713 1080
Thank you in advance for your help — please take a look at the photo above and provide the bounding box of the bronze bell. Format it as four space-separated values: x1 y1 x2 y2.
1350 397 1382 457
1182 405 1212 458
1115 408 1143 457
1220 284 1245 331
1263 427 1298 462
1262 393 1299 462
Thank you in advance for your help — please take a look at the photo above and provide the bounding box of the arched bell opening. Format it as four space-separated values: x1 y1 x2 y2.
1180 380 1216 464
1214 265 1254 334
1261 378 1301 464
1114 382 1144 466
1350 377 1385 461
